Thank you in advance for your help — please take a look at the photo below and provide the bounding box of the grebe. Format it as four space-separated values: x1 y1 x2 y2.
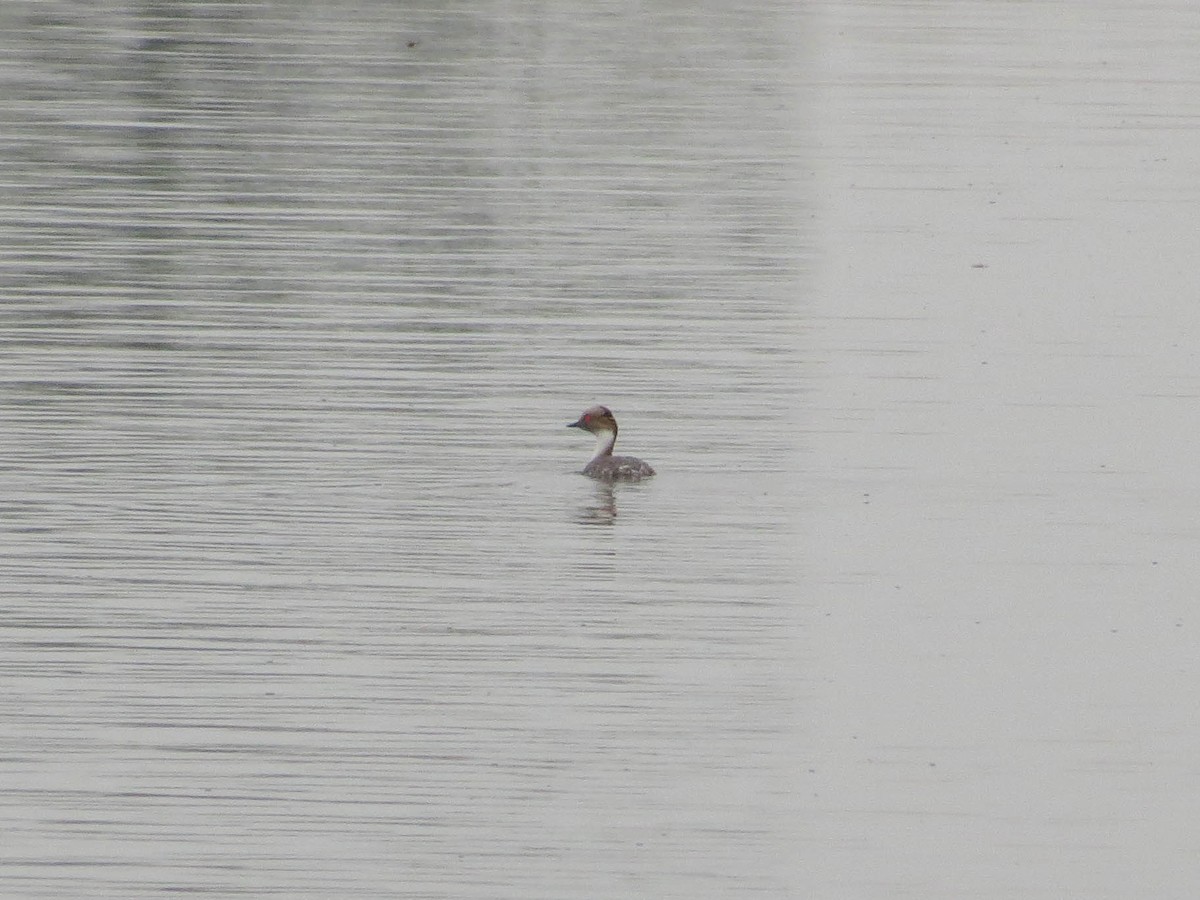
567 405 655 481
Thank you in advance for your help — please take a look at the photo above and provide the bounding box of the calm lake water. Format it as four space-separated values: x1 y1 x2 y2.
2 1 1198 898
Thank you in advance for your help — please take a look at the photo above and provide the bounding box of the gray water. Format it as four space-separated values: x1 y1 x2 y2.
2 1 1198 898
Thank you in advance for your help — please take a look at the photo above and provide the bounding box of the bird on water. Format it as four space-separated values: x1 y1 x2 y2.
567 405 655 481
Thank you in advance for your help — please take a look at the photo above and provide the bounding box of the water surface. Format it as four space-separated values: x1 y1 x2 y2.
1 2 807 898
5 1 1200 898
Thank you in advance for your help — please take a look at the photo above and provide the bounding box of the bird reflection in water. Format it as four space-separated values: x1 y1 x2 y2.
576 481 618 525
